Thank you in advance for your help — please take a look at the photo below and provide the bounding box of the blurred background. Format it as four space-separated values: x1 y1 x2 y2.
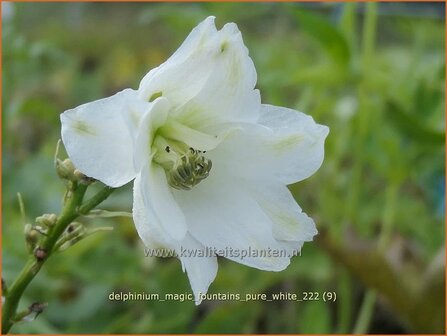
2 2 445 334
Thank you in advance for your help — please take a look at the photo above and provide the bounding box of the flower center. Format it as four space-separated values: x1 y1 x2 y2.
152 135 212 190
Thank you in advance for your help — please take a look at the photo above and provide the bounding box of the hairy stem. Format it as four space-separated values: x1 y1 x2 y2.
2 184 114 333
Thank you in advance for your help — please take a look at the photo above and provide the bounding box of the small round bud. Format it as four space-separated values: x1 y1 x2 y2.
74 169 96 185
29 302 47 314
55 159 69 179
26 229 39 243
49 214 57 224
24 224 39 253
56 158 76 180
18 302 48 321
73 169 84 180
35 214 57 228
34 247 47 261
62 159 75 171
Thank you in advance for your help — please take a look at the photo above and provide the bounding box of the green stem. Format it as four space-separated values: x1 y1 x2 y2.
79 186 115 215
361 2 377 69
353 183 398 334
12 309 32 323
350 4 379 333
353 290 377 334
2 184 115 334
339 2 357 56
336 270 353 333
41 183 88 252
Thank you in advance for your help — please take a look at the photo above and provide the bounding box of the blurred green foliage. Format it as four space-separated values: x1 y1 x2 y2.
2 2 445 334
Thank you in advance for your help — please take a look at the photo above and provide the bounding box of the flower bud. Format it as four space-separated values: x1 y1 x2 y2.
24 224 39 253
56 158 75 180
73 169 96 185
63 158 75 172
13 302 48 322
35 214 57 228
24 302 47 321
34 247 47 261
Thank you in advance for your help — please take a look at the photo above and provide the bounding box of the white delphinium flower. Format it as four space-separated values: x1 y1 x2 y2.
61 16 329 304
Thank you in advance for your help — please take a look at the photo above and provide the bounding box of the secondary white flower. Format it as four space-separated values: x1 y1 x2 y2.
61 16 329 304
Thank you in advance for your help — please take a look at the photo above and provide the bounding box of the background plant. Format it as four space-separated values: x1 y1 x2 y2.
2 2 445 334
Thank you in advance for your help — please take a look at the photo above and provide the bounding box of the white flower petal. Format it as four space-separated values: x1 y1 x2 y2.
133 177 217 304
120 92 163 138
245 181 317 242
60 89 144 187
277 240 305 259
175 22 260 130
173 172 291 271
208 105 329 185
132 171 170 249
138 16 219 106
258 104 329 183
158 120 227 152
139 16 259 130
137 162 187 241
178 235 218 305
133 97 170 172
